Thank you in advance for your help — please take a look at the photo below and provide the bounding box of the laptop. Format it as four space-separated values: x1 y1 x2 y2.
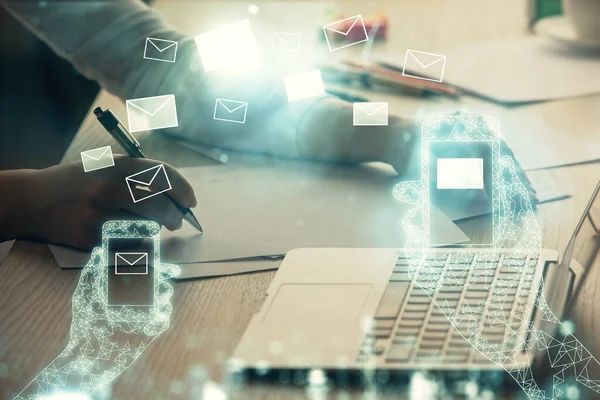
231 121 600 383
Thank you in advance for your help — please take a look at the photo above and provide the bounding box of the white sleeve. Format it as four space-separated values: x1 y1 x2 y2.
0 0 331 158
0 0 189 101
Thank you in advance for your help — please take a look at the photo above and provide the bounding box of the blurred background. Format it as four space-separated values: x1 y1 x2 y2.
0 0 586 169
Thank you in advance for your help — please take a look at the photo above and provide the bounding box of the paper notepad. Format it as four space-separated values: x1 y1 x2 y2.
377 36 600 104
49 165 469 270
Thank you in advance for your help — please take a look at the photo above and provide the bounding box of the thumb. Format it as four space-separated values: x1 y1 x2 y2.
71 247 105 326
160 263 181 279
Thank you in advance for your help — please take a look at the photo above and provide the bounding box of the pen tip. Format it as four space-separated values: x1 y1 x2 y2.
187 212 203 233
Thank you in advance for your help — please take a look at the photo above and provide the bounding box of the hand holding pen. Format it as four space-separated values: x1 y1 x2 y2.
94 107 203 233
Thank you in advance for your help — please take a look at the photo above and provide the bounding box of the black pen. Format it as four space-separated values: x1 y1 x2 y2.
94 107 203 233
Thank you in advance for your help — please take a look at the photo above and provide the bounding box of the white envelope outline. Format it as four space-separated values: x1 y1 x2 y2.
402 49 447 83
126 94 178 133
144 37 178 63
115 252 148 275
322 15 368 52
125 164 173 203
353 102 388 126
272 33 300 51
437 158 484 189
81 146 115 172
213 98 248 124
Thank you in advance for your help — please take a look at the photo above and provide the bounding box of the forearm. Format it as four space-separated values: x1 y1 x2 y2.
2 0 417 168
0 0 301 157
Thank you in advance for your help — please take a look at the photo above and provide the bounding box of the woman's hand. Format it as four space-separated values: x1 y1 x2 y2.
2 156 196 249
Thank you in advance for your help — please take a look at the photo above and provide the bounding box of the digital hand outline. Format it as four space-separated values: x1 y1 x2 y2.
15 221 180 399
393 115 600 399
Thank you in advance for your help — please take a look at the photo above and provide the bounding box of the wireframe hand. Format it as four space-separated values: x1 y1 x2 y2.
15 221 180 399
393 115 600 399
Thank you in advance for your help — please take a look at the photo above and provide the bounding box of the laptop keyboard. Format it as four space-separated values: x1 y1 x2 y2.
357 252 542 366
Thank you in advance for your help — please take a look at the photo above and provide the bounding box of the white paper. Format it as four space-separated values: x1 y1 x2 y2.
176 257 282 280
377 36 600 104
498 98 600 171
50 164 469 270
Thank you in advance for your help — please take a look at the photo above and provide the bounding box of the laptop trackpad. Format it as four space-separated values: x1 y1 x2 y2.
254 284 371 366
265 284 371 324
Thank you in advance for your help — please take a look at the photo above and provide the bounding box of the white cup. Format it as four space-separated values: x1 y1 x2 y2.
562 0 600 42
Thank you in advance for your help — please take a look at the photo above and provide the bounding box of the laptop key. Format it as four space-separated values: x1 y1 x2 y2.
408 296 433 305
425 253 448 260
367 330 393 339
449 254 474 264
422 261 446 269
393 266 410 274
375 282 410 319
426 325 450 334
387 342 413 359
412 288 435 297
403 312 425 320
448 340 471 349
396 328 420 336
389 272 411 282
443 354 469 363
404 303 429 312
452 321 476 332
478 253 501 262
426 316 450 331
464 291 489 300
420 340 445 350
398 320 423 328
415 350 442 361
436 300 459 311
437 291 461 301
394 336 418 346
396 258 410 265
465 283 488 291
439 286 462 293
422 331 447 341
373 319 394 329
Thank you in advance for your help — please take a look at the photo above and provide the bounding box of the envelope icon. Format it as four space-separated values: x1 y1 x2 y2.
125 164 172 203
437 158 484 189
143 37 178 63
353 102 388 126
126 94 178 133
194 19 259 73
284 70 325 102
115 252 148 275
81 145 115 172
213 98 248 124
322 15 368 52
272 32 300 51
402 49 447 83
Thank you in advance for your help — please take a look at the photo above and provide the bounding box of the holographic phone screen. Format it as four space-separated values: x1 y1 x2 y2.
107 237 155 309
428 141 494 246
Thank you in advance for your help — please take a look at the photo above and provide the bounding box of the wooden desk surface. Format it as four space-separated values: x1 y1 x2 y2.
2 2 600 399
